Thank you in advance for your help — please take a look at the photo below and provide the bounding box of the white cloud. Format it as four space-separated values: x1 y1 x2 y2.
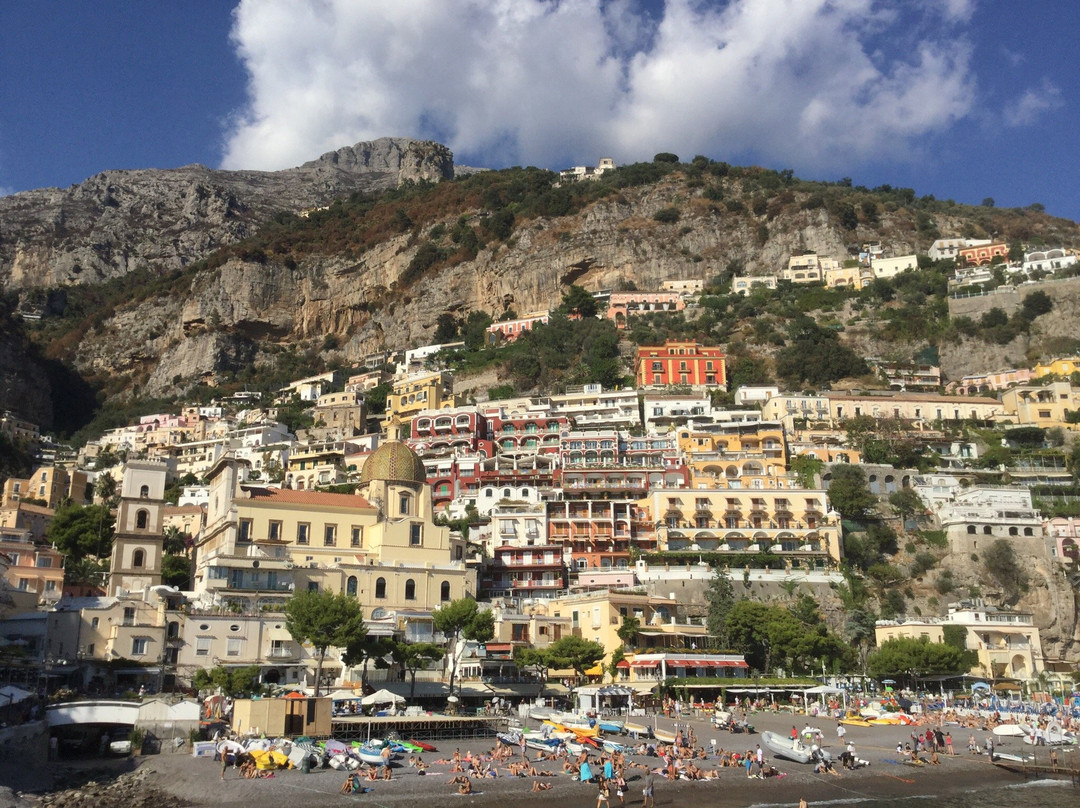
1004 79 1064 127
222 0 977 174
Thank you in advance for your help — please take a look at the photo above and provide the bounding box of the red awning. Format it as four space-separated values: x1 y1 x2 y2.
629 660 659 667
616 659 630 669
485 643 513 652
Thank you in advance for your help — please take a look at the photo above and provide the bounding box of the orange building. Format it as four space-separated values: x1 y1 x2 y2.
957 242 1008 266
635 341 726 389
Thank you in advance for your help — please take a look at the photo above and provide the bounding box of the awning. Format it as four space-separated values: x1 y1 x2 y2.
585 664 604 676
629 660 659 667
665 659 748 668
616 659 630 669
485 643 513 652
114 667 161 675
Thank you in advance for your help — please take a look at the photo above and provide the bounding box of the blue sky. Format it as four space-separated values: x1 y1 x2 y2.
2 1 1078 221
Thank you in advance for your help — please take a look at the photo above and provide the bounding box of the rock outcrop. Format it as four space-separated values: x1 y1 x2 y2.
0 137 454 290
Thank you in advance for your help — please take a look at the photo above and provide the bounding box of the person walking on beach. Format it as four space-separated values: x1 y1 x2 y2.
799 799 808 808
642 770 655 808
946 732 955 756
836 722 845 743
597 777 611 808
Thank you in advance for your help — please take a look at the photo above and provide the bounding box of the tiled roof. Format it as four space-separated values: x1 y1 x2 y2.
245 487 374 509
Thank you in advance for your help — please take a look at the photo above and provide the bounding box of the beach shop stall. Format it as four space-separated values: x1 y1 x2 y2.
576 685 635 715
231 694 331 737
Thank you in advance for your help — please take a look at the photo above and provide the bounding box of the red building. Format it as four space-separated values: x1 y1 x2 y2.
635 341 726 389
957 242 1008 266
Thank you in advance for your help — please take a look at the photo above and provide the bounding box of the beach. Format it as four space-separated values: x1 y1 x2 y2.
11 709 1069 808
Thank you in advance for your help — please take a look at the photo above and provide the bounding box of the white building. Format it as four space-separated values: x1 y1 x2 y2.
731 275 777 295
928 238 991 263
871 254 918 280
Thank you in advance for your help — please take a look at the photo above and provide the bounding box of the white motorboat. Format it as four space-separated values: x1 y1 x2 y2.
761 731 827 764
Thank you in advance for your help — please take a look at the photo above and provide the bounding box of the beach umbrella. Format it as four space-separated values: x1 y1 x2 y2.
361 688 405 706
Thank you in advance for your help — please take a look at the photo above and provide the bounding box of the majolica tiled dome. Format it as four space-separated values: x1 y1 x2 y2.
359 441 427 486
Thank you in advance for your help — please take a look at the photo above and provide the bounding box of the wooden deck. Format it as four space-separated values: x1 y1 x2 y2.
991 757 1080 787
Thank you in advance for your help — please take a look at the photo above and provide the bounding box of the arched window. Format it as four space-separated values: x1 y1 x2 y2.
346 576 358 597
139 485 149 498
503 488 512 498
136 509 149 530
967 525 977 535
375 577 386 599
983 526 992 535
405 579 416 600
132 549 145 568
1023 527 1034 537
440 581 451 602
167 621 179 639
1008 527 1018 536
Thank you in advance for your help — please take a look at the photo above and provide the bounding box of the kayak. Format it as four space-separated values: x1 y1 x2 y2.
408 739 438 752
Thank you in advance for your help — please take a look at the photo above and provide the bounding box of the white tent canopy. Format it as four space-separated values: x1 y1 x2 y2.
0 685 33 704
805 685 843 694
361 688 405 706
328 689 363 702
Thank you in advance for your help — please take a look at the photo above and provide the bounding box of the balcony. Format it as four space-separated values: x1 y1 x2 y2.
267 646 299 659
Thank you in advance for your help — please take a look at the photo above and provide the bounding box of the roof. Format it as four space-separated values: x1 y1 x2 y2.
245 487 374 509
359 441 427 486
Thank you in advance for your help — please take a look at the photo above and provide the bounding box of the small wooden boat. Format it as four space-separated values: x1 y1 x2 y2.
602 740 627 754
652 728 677 744
623 722 650 738
840 717 872 728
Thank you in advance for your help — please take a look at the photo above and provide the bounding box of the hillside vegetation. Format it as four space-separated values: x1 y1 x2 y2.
5 154 1079 437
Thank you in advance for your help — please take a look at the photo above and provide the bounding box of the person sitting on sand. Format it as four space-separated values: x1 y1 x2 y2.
532 781 553 791
341 772 364 793
929 751 941 765
366 766 379 781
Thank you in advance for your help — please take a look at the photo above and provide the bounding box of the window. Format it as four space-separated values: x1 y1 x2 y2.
91 617 99 629
268 520 282 541
307 581 319 592
196 637 211 656
351 526 362 547
324 524 337 546
136 509 149 530
86 643 95 655
35 556 52 568
139 485 149 498
983 526 992 535
375 577 386 599
238 518 252 542
410 524 423 546
399 495 411 516
132 549 145 568
297 523 310 545
441 581 451 601
967 525 977 534
131 637 149 656
346 576 358 597
227 638 242 657
45 580 57 592
123 607 136 626
405 579 416 600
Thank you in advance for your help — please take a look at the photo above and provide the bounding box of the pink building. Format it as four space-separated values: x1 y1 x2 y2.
948 367 1034 395
1045 517 1080 566
607 292 685 327
486 313 550 343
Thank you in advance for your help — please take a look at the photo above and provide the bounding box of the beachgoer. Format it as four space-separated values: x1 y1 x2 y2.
642 770 655 808
615 769 627 807
597 778 611 808
799 799 808 808
836 723 845 741
946 732 954 756
532 781 552 791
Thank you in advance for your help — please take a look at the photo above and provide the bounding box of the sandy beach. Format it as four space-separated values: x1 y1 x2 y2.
64 710 1066 808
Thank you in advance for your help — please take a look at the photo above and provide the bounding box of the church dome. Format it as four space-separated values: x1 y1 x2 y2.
359 441 427 486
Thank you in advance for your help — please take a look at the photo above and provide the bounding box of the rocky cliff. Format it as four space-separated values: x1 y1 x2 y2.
0 137 455 290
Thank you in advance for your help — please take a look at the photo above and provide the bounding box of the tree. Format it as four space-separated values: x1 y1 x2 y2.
432 597 494 696
514 646 551 682
789 455 824 488
705 567 736 648
95 472 118 507
608 645 626 681
342 635 396 690
161 554 191 589
47 502 115 562
433 313 459 344
653 152 679 163
285 590 366 696
395 641 445 701
616 616 640 648
546 635 606 690
162 525 190 556
828 464 877 520
63 556 108 587
560 285 598 318
776 316 868 386
866 637 975 681
462 310 493 351
193 665 264 697
888 488 924 523
982 539 1029 606
1020 290 1053 319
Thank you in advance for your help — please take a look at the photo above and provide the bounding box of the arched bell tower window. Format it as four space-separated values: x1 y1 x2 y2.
133 549 145 568
136 509 149 530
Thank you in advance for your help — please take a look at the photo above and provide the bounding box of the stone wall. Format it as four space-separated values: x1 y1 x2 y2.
947 275 1080 319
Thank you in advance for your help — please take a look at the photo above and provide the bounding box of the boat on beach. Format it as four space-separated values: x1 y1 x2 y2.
761 730 826 764
652 728 677 744
623 722 651 738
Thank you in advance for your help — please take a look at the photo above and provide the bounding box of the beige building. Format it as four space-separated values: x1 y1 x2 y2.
383 371 461 438
0 526 64 605
875 603 1045 680
676 422 789 489
780 254 840 284
538 590 707 654
1001 382 1078 428
174 612 307 689
644 487 843 563
2 466 91 510
108 461 169 598
196 443 473 615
